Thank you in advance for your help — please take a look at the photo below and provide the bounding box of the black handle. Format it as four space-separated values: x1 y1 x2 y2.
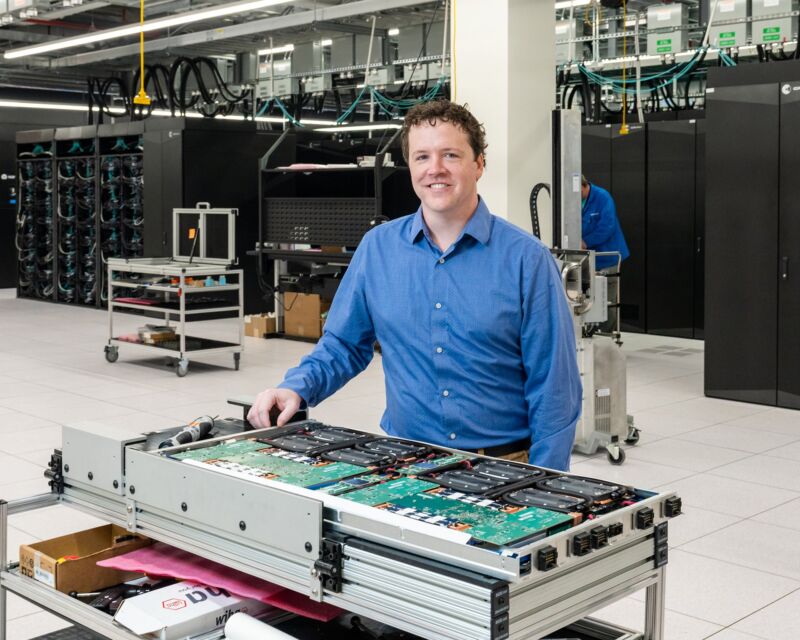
781 256 790 281
696 237 702 254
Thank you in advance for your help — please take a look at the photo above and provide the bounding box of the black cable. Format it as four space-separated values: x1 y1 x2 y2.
529 183 549 240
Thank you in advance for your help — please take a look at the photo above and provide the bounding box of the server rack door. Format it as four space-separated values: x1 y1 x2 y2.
581 124 612 191
0 139 16 288
694 119 706 339
646 120 696 338
778 82 800 409
705 84 779 405
611 123 647 332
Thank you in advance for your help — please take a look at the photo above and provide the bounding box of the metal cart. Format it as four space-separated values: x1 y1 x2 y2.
104 204 243 377
105 258 243 377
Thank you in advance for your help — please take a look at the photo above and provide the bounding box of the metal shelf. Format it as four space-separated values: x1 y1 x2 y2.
106 260 243 376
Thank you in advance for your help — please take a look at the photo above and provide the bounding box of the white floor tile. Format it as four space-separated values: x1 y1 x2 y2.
0 426 62 456
709 454 800 492
644 397 771 425
751 496 800 532
6 592 45 622
10 504 106 540
568 455 696 488
677 423 800 454
668 508 740 548
5 611 72 639
592 597 723 639
706 630 767 640
659 550 800 626
0 477 52 501
630 409 712 438
729 588 800 639
627 438 750 472
659 473 800 518
720 408 800 436
759 439 800 462
0 453 49 484
681 520 800 580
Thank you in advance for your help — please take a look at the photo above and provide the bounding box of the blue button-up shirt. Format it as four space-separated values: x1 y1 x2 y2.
279 198 582 470
582 183 630 270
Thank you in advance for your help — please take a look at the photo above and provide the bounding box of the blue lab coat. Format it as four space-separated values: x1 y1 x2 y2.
582 183 630 270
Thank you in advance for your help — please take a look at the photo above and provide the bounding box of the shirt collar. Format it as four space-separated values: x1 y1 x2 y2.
408 197 493 246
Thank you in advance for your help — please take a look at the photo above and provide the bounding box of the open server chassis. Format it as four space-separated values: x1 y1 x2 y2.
0 417 676 640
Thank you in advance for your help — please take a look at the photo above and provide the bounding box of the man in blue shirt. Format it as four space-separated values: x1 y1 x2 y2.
580 176 629 270
248 101 581 471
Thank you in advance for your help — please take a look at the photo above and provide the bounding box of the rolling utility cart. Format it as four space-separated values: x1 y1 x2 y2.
104 204 243 376
0 407 679 640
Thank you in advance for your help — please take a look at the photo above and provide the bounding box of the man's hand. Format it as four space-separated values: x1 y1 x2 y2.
247 388 302 428
581 240 587 250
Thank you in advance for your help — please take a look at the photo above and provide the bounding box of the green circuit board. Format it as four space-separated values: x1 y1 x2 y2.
167 432 574 546
396 454 470 476
344 477 439 506
170 439 364 488
384 490 573 546
317 473 389 496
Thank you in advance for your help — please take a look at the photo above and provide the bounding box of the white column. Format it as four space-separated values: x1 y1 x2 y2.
452 0 555 243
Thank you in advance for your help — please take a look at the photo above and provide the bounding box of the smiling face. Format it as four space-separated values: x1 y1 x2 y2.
407 119 484 221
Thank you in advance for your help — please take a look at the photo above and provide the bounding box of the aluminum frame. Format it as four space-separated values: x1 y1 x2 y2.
0 420 676 640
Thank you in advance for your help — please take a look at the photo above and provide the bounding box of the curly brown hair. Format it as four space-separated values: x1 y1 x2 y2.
401 99 488 165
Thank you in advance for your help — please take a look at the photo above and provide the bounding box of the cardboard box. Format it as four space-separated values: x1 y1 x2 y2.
19 524 151 594
284 293 331 339
244 313 276 338
114 581 273 640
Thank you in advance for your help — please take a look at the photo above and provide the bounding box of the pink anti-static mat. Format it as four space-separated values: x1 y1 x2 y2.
97 542 341 621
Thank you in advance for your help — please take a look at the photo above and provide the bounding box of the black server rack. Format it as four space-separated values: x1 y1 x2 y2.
16 130 56 301
142 118 282 314
581 124 612 192
694 119 706 339
97 122 145 306
611 123 647 333
778 82 800 409
54 125 97 305
646 120 697 338
0 139 16 289
581 120 706 339
705 83 780 406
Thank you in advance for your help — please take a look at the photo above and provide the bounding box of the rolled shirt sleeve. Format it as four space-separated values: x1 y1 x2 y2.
278 234 376 407
520 247 582 470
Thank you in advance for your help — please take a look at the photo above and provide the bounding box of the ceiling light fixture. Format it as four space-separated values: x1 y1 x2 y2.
314 123 402 133
554 0 591 9
257 43 294 55
319 39 333 46
0 99 337 126
387 28 400 36
4 0 292 60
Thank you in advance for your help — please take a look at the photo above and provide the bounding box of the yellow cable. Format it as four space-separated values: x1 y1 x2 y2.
620 0 628 135
133 0 150 105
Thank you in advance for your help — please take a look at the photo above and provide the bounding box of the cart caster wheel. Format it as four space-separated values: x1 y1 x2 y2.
104 346 119 363
176 359 189 377
233 352 240 371
625 427 640 445
607 447 626 465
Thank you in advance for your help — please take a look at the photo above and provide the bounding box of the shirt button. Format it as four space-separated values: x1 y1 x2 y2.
449 432 456 440
436 347 443 354
442 390 449 397
438 258 445 264
435 302 442 309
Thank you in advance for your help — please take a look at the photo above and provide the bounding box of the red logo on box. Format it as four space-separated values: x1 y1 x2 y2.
162 598 187 610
